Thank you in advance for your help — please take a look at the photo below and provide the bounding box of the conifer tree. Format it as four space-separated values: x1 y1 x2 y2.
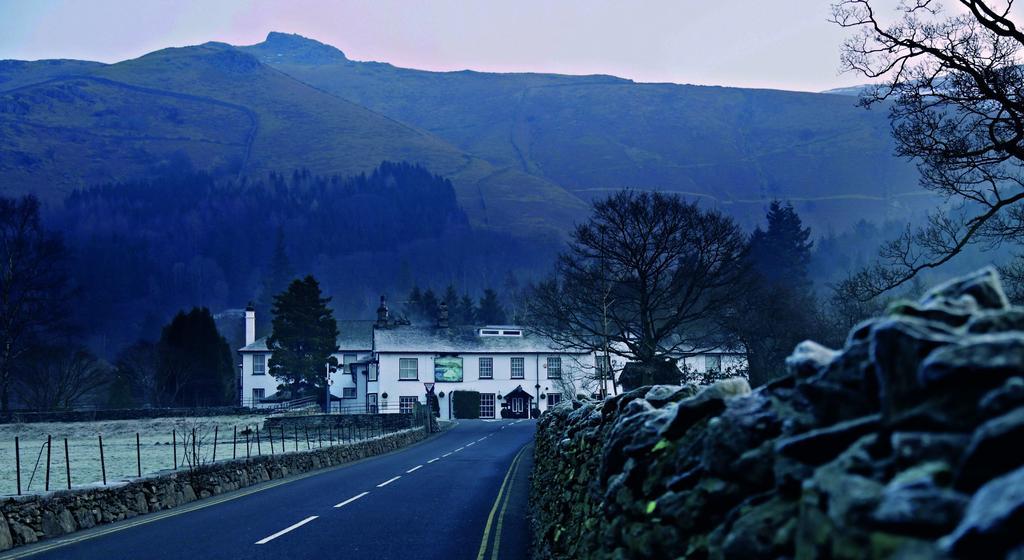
456 294 477 325
477 289 507 324
442 285 461 325
255 228 293 337
267 276 339 397
727 201 819 386
420 288 440 323
157 308 235 406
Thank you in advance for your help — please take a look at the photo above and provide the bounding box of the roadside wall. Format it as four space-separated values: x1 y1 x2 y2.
263 412 414 433
0 427 427 551
531 267 1024 559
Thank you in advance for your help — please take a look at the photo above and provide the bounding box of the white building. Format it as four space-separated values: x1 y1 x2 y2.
238 305 376 410
238 299 614 420
237 297 747 419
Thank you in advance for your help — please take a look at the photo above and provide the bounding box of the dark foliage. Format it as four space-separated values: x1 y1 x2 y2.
267 276 339 397
476 289 507 325
157 308 235 407
618 360 683 391
723 201 821 386
50 161 550 356
0 195 73 410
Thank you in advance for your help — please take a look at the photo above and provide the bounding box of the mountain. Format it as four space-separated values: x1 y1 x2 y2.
242 32 925 230
0 42 585 237
2 32 925 237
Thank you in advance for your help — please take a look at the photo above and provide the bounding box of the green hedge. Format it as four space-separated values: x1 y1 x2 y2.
452 391 480 419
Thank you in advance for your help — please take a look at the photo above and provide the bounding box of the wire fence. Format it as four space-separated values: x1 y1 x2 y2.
4 415 411 496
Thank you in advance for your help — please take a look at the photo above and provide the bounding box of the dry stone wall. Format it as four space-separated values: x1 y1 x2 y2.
531 268 1024 559
0 427 426 551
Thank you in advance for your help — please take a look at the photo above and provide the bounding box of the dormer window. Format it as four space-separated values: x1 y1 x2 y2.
479 327 523 337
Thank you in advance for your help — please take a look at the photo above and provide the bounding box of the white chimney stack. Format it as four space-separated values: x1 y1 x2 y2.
245 302 256 346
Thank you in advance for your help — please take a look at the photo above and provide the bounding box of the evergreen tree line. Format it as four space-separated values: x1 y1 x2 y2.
403 284 520 326
48 161 553 354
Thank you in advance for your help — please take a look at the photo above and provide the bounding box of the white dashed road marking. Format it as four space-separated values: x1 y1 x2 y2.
255 516 318 545
377 476 401 488
334 492 369 508
428 458 439 463
407 465 423 473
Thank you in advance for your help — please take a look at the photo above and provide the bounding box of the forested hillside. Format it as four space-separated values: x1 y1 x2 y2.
0 42 585 238
51 162 552 355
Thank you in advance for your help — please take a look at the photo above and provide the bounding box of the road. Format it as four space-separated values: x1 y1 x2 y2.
2 420 536 560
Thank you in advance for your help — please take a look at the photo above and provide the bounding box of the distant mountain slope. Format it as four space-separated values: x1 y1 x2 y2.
244 33 924 229
0 58 105 90
0 43 586 237
1 33 927 237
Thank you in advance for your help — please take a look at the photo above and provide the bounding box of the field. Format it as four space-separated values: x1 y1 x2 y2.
0 414 369 496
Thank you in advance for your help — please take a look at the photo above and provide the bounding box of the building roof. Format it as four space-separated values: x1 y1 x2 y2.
373 324 588 354
239 319 375 352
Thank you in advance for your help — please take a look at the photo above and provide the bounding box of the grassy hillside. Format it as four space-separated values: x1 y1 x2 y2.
245 33 925 230
0 43 586 237
2 33 929 237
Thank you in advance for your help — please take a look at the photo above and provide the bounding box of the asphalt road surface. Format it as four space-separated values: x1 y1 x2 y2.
1 419 536 560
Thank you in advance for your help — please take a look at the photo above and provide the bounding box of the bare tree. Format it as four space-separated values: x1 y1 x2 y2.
529 191 749 368
16 346 111 410
115 341 162 406
832 0 1024 299
0 195 73 410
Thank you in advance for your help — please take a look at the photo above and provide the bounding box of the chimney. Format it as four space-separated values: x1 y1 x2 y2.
375 295 390 328
437 301 449 329
245 302 256 346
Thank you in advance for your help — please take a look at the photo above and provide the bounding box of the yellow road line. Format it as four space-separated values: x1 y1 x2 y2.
489 442 530 560
475 444 527 560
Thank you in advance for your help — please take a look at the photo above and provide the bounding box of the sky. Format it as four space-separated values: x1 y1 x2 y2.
0 0 876 92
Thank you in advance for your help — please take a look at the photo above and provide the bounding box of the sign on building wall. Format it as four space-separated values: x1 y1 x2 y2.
434 356 463 382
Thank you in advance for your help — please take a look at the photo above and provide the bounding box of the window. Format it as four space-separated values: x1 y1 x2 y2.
253 354 266 375
546 357 562 379
343 353 357 364
366 393 378 413
510 357 525 379
399 396 419 414
500 330 522 336
342 387 356 399
368 365 378 382
252 388 265 403
479 357 493 379
706 355 722 373
399 358 419 380
547 393 562 407
480 394 495 418
480 329 501 336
